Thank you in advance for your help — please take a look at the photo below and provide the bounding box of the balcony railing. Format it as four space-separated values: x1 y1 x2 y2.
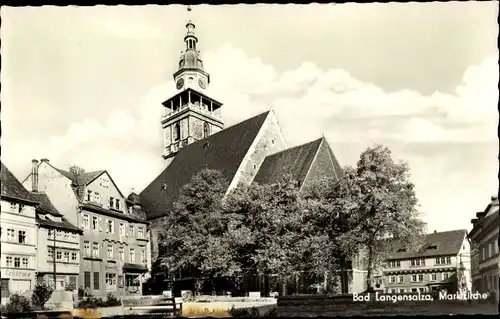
162 102 222 121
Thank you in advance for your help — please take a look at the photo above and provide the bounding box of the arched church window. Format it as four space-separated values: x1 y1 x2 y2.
203 122 210 138
174 123 181 141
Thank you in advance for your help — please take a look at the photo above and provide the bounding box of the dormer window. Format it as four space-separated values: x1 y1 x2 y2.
397 248 406 252
427 244 438 250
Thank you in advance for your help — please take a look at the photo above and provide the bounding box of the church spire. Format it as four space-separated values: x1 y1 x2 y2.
184 5 197 52
160 4 224 162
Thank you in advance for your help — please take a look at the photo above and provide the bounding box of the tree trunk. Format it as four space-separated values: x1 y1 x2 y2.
295 273 299 295
323 272 328 294
282 276 287 296
211 277 216 296
366 246 373 292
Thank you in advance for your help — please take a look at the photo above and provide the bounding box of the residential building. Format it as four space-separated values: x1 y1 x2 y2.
29 159 82 290
22 159 150 297
469 195 499 295
132 13 364 296
0 162 38 304
382 229 471 294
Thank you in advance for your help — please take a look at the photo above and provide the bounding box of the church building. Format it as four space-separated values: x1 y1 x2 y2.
134 9 366 295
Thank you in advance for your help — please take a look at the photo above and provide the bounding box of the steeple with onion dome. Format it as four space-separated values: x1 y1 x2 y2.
160 5 224 164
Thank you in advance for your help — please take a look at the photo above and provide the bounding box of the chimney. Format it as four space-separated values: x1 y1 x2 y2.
434 230 437 234
491 195 498 202
40 158 49 164
31 159 39 192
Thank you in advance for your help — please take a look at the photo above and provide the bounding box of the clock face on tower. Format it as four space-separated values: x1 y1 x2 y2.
176 79 184 90
198 78 207 89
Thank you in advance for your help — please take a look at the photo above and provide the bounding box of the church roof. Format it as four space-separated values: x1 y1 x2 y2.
1 161 38 204
253 138 324 186
140 111 271 220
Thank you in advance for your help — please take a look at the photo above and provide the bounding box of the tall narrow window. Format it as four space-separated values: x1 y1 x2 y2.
174 123 181 141
203 122 210 138
18 231 26 244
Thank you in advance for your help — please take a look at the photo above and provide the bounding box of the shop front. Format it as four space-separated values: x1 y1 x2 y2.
122 263 148 295
1 268 36 304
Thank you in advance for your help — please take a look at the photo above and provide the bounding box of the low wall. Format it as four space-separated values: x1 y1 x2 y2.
182 300 276 317
277 292 498 316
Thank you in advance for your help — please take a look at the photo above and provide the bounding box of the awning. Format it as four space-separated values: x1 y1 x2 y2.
123 263 148 273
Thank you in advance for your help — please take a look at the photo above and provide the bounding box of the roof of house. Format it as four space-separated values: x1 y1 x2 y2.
81 203 148 224
1 161 38 204
30 192 82 233
253 138 323 186
387 229 467 260
140 111 271 220
469 198 499 239
30 192 62 217
55 168 105 186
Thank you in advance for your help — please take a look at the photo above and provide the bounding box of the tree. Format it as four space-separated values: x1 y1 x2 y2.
224 174 311 295
31 281 54 310
69 165 86 185
157 168 239 294
340 145 426 289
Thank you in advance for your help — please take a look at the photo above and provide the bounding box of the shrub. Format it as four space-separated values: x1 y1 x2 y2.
76 296 105 309
228 306 260 317
31 282 54 310
76 294 121 308
2 294 33 314
104 293 121 307
264 306 277 317
65 283 76 292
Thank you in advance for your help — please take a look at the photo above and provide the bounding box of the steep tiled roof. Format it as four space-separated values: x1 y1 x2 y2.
56 168 105 186
140 111 271 221
31 192 62 216
387 229 467 260
31 192 81 233
1 161 37 204
253 138 323 185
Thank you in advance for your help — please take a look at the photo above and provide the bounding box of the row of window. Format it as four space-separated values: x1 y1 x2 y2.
83 272 139 291
388 287 427 293
388 273 450 284
4 256 30 268
47 248 79 263
4 229 27 244
83 241 147 264
48 229 78 240
6 202 25 214
391 257 452 268
82 214 145 238
86 190 121 210
435 256 452 265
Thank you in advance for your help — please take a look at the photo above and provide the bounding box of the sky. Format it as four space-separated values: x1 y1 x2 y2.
1 3 498 233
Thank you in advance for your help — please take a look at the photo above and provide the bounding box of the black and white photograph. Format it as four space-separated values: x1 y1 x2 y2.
0 2 498 317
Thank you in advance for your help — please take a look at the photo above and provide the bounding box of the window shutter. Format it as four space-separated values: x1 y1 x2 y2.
125 225 129 237
98 217 103 232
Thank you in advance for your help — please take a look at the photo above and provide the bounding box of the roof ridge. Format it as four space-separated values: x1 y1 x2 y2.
265 137 323 158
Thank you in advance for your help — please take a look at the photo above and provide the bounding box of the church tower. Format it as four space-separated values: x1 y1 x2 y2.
161 6 224 162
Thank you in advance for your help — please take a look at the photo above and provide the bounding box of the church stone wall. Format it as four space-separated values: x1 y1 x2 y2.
189 117 205 140
150 216 169 264
233 114 287 187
